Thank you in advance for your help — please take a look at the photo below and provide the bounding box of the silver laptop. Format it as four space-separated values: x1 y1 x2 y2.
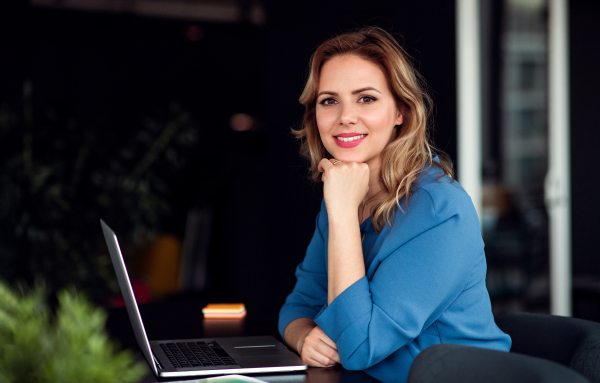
100 219 307 378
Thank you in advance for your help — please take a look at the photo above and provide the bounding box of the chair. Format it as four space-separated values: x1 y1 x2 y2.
407 343 589 383
497 312 600 383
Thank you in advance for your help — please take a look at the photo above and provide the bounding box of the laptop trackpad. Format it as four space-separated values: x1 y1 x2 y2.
235 346 279 357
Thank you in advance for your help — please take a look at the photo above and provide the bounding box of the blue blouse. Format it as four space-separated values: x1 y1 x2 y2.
279 165 511 383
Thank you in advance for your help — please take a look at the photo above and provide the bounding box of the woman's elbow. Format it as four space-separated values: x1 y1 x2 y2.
339 350 377 371
340 359 368 371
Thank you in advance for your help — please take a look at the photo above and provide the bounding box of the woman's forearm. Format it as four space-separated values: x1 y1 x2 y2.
327 211 366 304
318 159 369 304
283 317 318 354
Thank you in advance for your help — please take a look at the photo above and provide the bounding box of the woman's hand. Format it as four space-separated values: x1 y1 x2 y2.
318 158 369 217
284 318 340 368
300 326 341 367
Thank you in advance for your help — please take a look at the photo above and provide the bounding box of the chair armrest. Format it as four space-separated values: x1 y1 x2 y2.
407 343 590 383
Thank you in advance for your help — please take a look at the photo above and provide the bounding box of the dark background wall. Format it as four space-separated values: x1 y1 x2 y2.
0 0 456 319
220 0 457 318
570 0 600 278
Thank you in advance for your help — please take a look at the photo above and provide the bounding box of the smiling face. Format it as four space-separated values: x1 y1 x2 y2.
316 54 403 171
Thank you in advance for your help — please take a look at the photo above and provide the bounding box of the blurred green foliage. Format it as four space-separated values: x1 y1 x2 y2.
0 81 199 300
0 281 147 383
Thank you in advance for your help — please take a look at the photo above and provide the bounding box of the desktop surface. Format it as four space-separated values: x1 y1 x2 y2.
139 365 381 383
106 297 381 383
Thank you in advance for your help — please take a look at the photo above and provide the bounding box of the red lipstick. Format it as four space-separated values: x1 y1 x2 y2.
334 133 367 148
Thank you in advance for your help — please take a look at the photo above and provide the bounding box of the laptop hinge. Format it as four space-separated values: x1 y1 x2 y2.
152 352 164 370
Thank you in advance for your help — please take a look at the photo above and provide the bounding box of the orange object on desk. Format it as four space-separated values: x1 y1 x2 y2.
204 311 247 319
202 303 246 319
202 303 245 314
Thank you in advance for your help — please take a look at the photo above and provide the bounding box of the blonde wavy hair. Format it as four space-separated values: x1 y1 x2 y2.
294 26 453 232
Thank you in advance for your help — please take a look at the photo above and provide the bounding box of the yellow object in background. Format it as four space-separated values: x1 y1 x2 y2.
144 233 183 299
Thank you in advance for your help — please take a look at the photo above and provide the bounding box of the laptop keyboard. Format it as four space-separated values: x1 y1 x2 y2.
159 341 238 369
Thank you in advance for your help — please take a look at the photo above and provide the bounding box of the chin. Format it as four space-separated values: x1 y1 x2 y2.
331 153 364 163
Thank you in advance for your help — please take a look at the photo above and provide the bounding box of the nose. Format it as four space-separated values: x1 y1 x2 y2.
338 103 358 126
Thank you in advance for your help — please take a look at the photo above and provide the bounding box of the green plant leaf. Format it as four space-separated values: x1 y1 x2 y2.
0 281 147 383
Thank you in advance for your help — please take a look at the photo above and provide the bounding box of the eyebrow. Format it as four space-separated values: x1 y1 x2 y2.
317 87 382 98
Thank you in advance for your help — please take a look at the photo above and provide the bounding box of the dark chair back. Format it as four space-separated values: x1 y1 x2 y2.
497 312 600 383
407 343 589 383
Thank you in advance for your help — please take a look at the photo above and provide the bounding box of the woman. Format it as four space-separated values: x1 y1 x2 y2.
278 27 511 382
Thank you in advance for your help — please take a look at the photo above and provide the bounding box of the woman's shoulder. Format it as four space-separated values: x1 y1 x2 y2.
375 165 482 262
389 164 479 233
414 165 473 206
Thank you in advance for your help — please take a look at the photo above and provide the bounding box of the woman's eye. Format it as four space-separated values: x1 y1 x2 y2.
358 96 377 103
320 98 337 106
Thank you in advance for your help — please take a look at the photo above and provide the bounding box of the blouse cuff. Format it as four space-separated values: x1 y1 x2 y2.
314 276 372 342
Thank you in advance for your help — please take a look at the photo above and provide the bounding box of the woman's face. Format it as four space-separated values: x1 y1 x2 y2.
316 54 403 170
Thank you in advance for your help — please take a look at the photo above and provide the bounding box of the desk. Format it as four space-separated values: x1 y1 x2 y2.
106 298 381 383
